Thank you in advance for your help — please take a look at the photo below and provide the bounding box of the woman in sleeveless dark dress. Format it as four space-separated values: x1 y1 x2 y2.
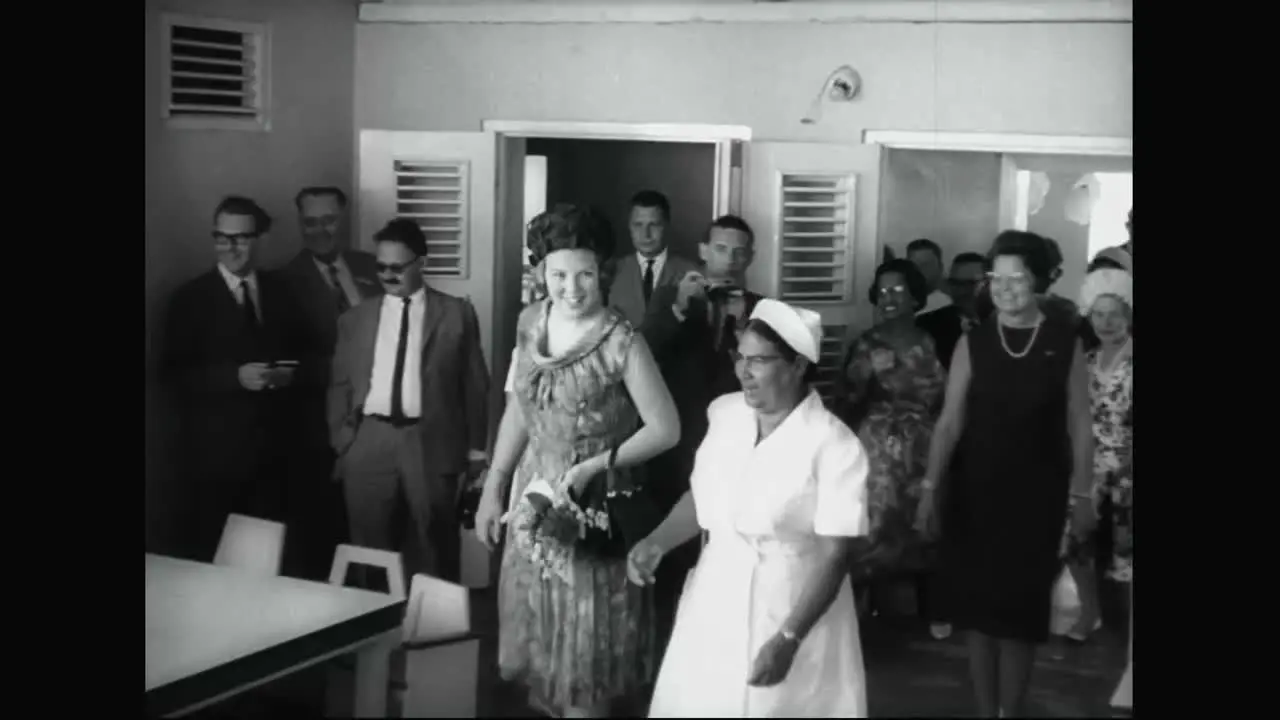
916 231 1096 718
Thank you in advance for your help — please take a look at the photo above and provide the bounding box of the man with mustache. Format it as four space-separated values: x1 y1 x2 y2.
164 196 321 563
328 218 490 584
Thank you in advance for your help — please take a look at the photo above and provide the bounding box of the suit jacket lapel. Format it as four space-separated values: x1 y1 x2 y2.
419 288 446 360
352 300 381 404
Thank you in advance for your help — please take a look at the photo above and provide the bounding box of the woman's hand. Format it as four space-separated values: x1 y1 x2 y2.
474 480 507 550
626 537 665 586
1069 495 1098 539
747 632 800 687
555 462 596 501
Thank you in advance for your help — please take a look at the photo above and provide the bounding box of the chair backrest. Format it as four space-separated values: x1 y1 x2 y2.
328 544 406 600
402 573 471 643
213 514 286 576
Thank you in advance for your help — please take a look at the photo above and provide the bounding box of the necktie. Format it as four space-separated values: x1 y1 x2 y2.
240 278 258 328
389 297 412 421
325 262 351 314
642 259 655 306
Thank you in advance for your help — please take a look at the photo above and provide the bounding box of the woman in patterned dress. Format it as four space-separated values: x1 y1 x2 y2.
1062 267 1133 642
473 204 680 718
834 259 947 622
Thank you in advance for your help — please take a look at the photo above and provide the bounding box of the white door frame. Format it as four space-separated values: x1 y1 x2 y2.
482 120 752 219
863 130 1132 157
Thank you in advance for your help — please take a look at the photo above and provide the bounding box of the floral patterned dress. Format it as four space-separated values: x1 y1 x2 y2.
835 327 947 571
497 299 655 713
1070 346 1133 581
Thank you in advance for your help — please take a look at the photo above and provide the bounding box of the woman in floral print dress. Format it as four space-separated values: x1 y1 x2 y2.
835 259 946 618
472 205 680 718
1063 267 1133 641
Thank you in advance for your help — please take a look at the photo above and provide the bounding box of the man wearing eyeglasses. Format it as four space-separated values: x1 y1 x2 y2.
163 196 321 563
328 218 490 585
918 252 986 371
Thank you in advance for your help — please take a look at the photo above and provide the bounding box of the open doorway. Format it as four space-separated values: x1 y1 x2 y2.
519 137 718 281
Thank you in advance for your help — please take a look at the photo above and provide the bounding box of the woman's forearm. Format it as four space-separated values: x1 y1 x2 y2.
484 400 529 498
1068 415 1094 495
781 539 855 641
925 414 963 489
580 423 679 476
649 490 701 554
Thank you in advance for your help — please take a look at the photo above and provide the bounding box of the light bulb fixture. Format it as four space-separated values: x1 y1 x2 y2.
801 65 862 125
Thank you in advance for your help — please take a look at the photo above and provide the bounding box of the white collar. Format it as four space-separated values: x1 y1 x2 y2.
638 248 668 266
382 287 426 307
217 263 256 290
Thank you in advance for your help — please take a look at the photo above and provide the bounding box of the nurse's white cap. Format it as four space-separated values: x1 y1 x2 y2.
748 298 824 364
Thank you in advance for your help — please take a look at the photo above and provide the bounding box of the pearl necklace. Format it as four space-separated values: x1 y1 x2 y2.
997 314 1043 359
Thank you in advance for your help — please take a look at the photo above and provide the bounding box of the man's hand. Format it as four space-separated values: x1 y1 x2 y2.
674 271 708 314
238 363 271 391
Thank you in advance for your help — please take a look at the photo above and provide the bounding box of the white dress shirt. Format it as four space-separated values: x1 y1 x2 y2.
917 289 953 316
638 248 669 293
312 253 362 309
217 263 261 323
363 289 426 418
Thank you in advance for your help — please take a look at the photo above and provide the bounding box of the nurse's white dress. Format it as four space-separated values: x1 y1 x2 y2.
649 390 871 718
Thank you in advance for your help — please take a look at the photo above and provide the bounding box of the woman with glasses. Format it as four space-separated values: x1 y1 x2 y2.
627 299 871 717
917 230 1096 718
834 259 947 627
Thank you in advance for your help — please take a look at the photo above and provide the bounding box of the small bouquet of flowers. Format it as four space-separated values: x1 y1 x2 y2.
509 475 610 585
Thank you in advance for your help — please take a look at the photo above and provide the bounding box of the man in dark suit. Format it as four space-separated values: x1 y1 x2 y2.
164 196 323 562
609 190 699 339
279 186 382 579
328 219 490 584
643 214 763 655
918 251 985 370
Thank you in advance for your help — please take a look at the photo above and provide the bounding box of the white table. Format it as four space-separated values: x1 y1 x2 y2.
145 553 405 717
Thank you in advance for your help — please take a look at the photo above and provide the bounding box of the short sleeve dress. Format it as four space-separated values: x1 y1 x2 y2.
649 390 870 717
496 300 656 713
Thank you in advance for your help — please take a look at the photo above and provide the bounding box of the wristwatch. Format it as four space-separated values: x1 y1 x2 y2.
779 628 801 644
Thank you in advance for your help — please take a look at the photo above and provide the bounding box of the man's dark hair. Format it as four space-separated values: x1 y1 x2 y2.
294 186 348 211
213 196 273 235
629 190 671 222
704 214 755 248
373 218 428 257
906 238 943 263
951 252 986 270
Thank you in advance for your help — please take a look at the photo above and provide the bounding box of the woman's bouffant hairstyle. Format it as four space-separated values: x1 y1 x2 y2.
986 230 1056 290
867 258 929 310
526 203 618 293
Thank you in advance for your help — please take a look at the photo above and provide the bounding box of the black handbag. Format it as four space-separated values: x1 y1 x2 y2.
577 446 665 558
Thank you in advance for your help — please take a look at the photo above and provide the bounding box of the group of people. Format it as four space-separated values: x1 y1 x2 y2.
163 183 1132 718
164 188 490 586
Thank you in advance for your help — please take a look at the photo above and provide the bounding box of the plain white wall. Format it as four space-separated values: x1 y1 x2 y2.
354 21 1132 141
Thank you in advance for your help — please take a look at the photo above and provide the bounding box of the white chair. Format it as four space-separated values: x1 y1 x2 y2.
398 573 480 718
328 544 407 600
325 546 406 718
212 514 285 576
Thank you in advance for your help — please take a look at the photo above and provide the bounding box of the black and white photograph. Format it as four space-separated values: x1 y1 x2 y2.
144 1 1133 717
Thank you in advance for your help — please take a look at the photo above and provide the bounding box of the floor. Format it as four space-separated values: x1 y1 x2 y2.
471 587 1129 719
200 584 1129 719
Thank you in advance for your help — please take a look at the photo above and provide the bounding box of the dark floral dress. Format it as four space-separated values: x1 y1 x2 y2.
497 300 655 713
835 327 947 571
1065 347 1133 581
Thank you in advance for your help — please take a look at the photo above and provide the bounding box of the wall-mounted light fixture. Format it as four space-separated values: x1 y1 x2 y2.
801 65 862 125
